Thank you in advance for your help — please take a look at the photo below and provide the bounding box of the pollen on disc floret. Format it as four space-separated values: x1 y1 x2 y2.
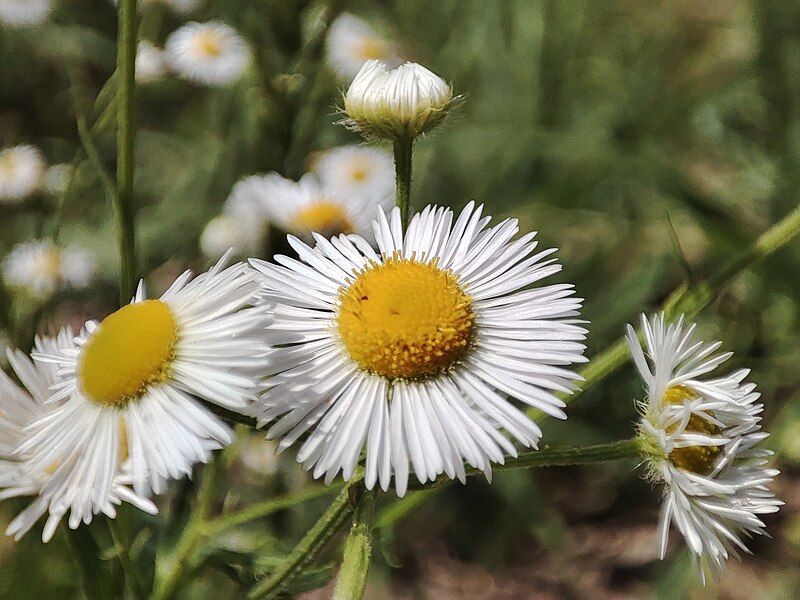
662 385 722 475
337 255 474 380
78 299 178 407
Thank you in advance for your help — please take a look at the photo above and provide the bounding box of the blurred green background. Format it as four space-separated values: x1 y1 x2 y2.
2 0 800 598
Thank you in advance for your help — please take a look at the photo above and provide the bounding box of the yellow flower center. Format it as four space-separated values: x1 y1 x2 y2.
358 38 390 61
337 258 474 380
349 166 368 182
664 385 722 475
78 300 178 407
195 31 223 58
34 249 61 278
293 201 353 236
0 153 18 176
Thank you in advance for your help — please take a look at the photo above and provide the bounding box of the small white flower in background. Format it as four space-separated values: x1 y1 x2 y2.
238 434 279 476
313 145 395 205
225 171 392 242
200 214 262 259
2 240 96 298
25 253 269 506
249 202 586 495
325 13 401 81
136 41 168 84
43 163 70 195
165 21 250 87
0 333 157 542
0 144 46 203
0 0 52 27
164 0 201 14
343 59 453 141
627 313 781 584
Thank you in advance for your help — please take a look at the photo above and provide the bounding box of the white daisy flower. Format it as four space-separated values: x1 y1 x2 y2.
2 240 96 298
23 254 268 507
136 41 168 84
43 163 71 195
250 202 586 496
0 333 157 542
325 13 401 81
343 60 453 141
0 0 51 27
200 214 262 259
165 21 250 87
0 144 45 203
225 172 391 242
313 145 395 205
627 313 781 583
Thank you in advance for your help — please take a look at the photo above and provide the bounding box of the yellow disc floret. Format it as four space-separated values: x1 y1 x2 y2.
337 257 474 380
664 385 722 475
294 201 353 236
78 300 178 407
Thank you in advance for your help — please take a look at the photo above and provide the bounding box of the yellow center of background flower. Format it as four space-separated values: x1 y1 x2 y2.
337 258 474 380
293 201 353 236
358 38 390 61
664 385 722 475
196 32 223 58
78 300 178 407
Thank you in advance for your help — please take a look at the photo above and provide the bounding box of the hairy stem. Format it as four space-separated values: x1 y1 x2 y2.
393 137 414 228
248 477 363 599
115 0 138 305
332 489 376 600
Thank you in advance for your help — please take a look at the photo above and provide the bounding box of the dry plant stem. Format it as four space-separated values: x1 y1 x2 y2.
116 0 138 305
248 477 364 599
393 137 414 228
527 199 800 420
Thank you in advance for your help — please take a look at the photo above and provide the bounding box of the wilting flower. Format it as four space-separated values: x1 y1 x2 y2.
313 145 394 205
200 214 262 258
25 254 268 501
0 144 46 203
325 13 400 81
225 172 392 241
0 333 157 541
0 0 51 27
2 240 96 298
343 60 453 141
250 203 586 495
165 21 249 86
43 163 71 195
136 41 168 84
627 313 781 583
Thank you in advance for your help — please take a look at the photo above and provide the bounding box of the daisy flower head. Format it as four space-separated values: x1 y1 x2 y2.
165 21 250 87
0 332 157 541
250 202 586 496
343 60 453 141
2 240 96 298
24 253 268 505
325 13 401 81
0 0 51 27
0 144 45 203
313 145 395 205
43 163 71 195
627 313 781 583
200 213 263 259
225 172 390 242
136 41 168 84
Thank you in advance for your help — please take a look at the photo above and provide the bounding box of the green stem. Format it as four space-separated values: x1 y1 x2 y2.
393 137 414 228
249 477 363 599
332 490 376 600
63 527 116 600
107 516 147 600
529 200 800 418
116 0 138 305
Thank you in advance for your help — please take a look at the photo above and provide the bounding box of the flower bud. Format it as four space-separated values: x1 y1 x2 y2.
343 60 453 141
